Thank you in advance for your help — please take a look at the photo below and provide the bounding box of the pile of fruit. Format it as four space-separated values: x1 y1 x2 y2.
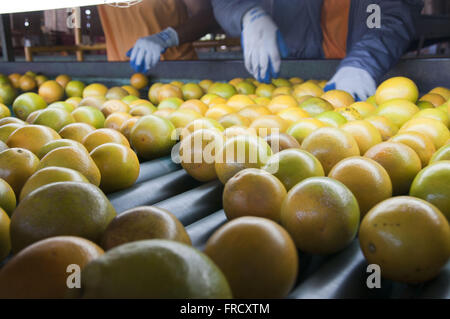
0 70 449 298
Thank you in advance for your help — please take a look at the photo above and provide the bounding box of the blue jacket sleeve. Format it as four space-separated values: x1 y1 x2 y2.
340 0 423 83
211 0 260 37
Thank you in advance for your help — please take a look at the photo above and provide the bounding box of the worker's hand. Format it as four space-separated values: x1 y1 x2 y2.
126 27 179 73
241 6 289 83
324 67 377 101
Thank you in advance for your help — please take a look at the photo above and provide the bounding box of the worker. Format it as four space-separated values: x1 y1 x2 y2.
98 0 217 72
211 0 424 100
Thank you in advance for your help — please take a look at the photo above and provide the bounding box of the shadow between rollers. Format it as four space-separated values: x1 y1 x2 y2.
186 210 228 250
154 180 224 226
136 156 180 184
108 170 201 213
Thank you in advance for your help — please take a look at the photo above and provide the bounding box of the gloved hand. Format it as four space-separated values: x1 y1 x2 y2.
126 27 179 73
324 66 377 101
241 6 289 83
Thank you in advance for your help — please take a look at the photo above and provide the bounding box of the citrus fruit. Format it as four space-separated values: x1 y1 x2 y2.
120 116 141 140
130 73 148 90
0 208 10 261
100 99 130 117
153 108 175 118
299 97 334 116
79 96 107 110
390 131 436 167
58 122 95 143
281 177 360 254
38 146 101 186
130 114 176 160
25 110 43 124
226 94 255 111
238 105 271 122
168 109 202 129
0 148 40 197
0 236 103 298
412 108 449 127
8 73 21 89
223 168 286 222
410 161 450 220
289 77 303 85
359 196 450 283
90 143 139 193
321 89 354 108
204 216 298 298
209 96 228 107
38 80 64 104
340 120 382 154
199 79 213 92
34 108 75 132
104 112 132 130
158 97 183 110
255 83 276 98
179 99 208 115
105 87 128 100
234 81 255 95
10 181 116 253
286 118 326 145
54 74 71 88
129 104 156 117
0 84 17 105
7 124 60 155
349 101 376 118
429 87 450 100
179 129 224 181
417 100 434 110
430 144 450 163
328 156 392 217
0 117 24 126
0 123 22 143
335 106 363 121
263 132 300 152
272 86 293 96
263 148 324 191
180 117 223 139
82 128 129 152
365 115 399 141
0 178 16 216
267 95 298 113
364 142 421 195
35 75 48 87
218 113 250 129
82 83 108 98
157 84 183 102
65 80 85 98
48 101 76 113
208 82 237 99
293 82 324 100
19 75 37 91
19 166 89 201
301 127 360 174
101 206 191 250
121 95 140 105
374 98 420 128
122 85 140 97
419 93 446 107
37 138 87 159
72 106 105 129
214 135 272 184
12 92 47 120
75 239 231 298
181 83 203 100
399 118 450 149
223 126 255 139
314 110 347 127
375 76 419 104
249 115 289 137
277 107 309 125
148 83 163 104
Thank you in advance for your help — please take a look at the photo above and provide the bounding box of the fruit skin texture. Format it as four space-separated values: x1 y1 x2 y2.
301 127 360 174
90 143 140 193
19 166 89 201
0 207 11 261
204 216 298 299
364 142 421 195
12 92 47 121
223 168 287 222
38 80 64 104
410 161 450 221
359 197 450 283
10 182 116 253
82 128 130 152
58 122 95 143
281 177 360 254
328 156 392 217
38 146 101 186
0 178 16 216
0 148 40 197
375 76 419 104
340 120 382 154
101 206 191 250
73 239 232 299
130 114 176 160
263 148 324 191
375 98 420 128
0 236 104 298
389 131 436 167
430 144 450 163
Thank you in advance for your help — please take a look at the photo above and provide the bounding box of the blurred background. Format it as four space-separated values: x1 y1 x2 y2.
0 0 449 62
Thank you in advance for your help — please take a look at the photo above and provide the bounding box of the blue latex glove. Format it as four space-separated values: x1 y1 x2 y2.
241 6 289 83
324 66 377 101
126 27 179 73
